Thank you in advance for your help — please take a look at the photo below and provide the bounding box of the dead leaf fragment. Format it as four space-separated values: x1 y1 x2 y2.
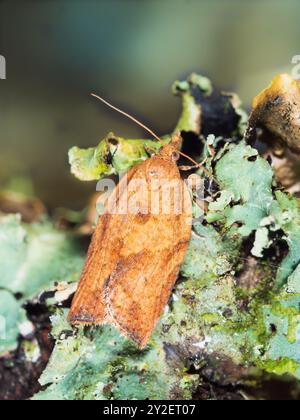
247 74 300 154
271 151 300 194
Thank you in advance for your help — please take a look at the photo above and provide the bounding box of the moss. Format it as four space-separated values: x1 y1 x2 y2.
259 358 298 377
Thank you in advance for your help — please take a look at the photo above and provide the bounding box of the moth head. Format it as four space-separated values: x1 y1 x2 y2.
159 145 180 162
158 131 182 161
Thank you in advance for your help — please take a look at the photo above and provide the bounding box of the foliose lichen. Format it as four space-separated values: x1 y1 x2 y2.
35 138 300 399
0 214 84 355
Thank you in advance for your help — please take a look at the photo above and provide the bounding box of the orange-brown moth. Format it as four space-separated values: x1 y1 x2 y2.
68 96 194 348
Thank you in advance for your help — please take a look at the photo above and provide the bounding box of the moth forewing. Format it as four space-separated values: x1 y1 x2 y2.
68 145 192 347
103 152 192 347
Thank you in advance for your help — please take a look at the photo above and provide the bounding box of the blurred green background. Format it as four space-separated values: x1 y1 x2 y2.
0 0 299 210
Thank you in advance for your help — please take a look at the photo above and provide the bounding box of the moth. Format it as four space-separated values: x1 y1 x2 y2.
68 95 199 348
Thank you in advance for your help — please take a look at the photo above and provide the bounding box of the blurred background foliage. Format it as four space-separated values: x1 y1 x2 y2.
0 0 299 210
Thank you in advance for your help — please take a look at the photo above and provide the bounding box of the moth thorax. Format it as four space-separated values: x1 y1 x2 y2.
159 145 180 162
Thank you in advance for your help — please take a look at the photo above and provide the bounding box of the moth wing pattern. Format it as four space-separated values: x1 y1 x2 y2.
106 156 192 347
68 152 192 348
67 164 140 324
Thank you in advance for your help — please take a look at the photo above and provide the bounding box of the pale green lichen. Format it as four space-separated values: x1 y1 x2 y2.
34 309 198 400
270 192 300 288
68 77 205 182
0 290 27 355
0 214 84 298
286 264 300 294
207 141 274 236
259 287 300 377
69 132 166 182
69 73 245 183
189 73 214 96
0 214 85 354
172 74 203 134
251 227 272 258
228 93 249 137
181 223 241 281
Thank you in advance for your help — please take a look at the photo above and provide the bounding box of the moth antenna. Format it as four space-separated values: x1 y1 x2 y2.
178 152 210 175
91 93 209 174
178 151 200 167
91 93 163 145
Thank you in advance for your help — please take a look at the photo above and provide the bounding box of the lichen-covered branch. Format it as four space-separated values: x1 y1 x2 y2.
1 73 299 401
35 141 300 400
